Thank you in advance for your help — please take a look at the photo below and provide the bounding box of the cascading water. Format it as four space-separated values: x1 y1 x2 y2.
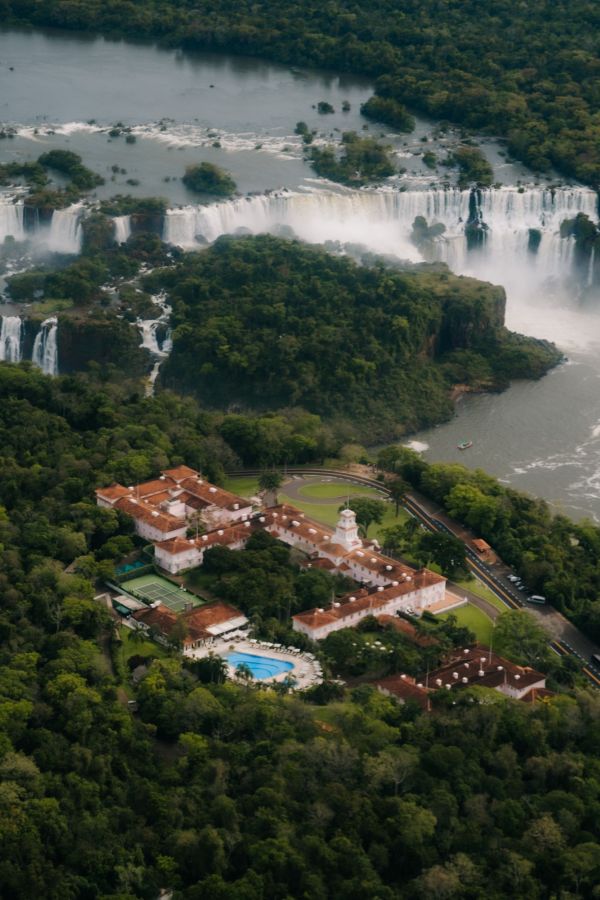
136 291 172 396
0 316 22 362
114 215 131 244
0 200 25 243
138 320 162 353
163 186 599 291
32 317 59 375
44 205 83 254
588 246 596 288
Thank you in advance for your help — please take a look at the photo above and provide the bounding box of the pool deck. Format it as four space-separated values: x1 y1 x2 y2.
184 636 323 690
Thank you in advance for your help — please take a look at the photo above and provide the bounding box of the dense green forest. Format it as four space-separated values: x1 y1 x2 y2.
308 133 396 186
5 0 600 186
154 234 560 440
0 365 598 897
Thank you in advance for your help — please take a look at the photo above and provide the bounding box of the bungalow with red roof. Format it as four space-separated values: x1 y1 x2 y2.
132 600 248 648
374 644 550 707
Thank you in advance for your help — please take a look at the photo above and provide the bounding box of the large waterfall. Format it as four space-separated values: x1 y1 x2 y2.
0 198 26 243
32 317 59 375
114 215 131 244
0 199 82 253
163 186 599 289
44 206 83 254
0 316 22 362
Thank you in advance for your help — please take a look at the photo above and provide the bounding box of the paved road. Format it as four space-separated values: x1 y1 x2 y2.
232 467 600 687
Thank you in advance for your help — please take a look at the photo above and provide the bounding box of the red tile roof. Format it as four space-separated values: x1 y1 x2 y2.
180 476 250 512
375 674 431 710
377 614 439 647
157 522 253 556
115 496 186 533
162 465 201 483
132 604 177 631
428 645 546 694
182 602 244 641
293 580 439 631
95 484 130 502
132 478 175 498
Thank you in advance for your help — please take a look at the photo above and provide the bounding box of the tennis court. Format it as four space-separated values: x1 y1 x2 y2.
122 573 203 612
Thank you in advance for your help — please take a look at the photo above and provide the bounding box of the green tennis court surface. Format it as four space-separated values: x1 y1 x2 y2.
123 573 203 612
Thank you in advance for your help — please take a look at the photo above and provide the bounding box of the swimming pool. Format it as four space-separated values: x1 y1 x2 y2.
225 651 294 680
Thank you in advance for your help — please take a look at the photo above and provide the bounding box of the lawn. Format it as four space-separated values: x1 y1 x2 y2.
116 625 167 669
453 577 510 613
440 603 494 644
222 476 261 497
297 482 380 500
223 474 408 538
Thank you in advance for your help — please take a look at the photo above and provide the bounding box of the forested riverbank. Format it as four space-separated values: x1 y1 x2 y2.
4 1 600 186
154 235 560 441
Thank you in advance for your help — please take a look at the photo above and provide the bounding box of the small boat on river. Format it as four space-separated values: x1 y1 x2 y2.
457 440 473 450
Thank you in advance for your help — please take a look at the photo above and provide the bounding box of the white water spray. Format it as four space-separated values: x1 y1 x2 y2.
32 317 59 375
587 246 596 288
0 200 25 243
114 215 131 244
44 205 83 254
0 316 22 362
136 291 172 396
164 186 599 290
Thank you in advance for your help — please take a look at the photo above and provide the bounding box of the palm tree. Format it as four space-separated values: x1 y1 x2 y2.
235 662 255 686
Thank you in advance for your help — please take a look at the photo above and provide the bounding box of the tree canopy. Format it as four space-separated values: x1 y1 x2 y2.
156 234 560 441
6 0 600 186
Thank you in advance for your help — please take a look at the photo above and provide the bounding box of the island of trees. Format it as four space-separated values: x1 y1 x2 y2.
183 162 237 197
154 234 560 440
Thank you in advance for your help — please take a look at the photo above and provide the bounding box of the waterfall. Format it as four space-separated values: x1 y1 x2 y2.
0 316 22 362
164 186 599 288
32 317 59 375
138 320 162 353
0 199 25 243
588 246 596 288
136 291 173 396
114 215 131 244
45 205 83 254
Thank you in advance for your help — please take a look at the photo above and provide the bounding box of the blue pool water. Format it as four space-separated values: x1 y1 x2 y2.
225 651 294 680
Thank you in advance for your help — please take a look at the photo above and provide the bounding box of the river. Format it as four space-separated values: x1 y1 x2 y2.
0 27 599 521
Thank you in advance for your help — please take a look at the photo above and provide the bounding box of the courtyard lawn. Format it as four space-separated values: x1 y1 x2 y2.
222 474 408 537
440 603 494 644
296 482 381 500
369 502 409 540
453 576 510 613
222 475 260 497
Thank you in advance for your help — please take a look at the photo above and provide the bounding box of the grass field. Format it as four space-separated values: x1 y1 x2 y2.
223 475 408 538
453 577 510 613
440 603 494 644
297 482 380 500
122 573 203 612
222 476 261 496
117 626 167 668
